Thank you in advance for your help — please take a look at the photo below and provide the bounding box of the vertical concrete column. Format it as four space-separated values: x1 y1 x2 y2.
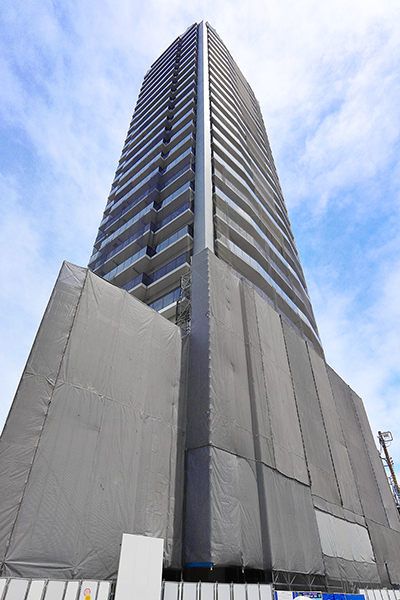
194 21 214 255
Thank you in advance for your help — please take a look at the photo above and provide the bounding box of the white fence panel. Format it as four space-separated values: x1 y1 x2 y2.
199 583 214 600
0 580 6 600
6 580 29 600
247 585 260 600
27 581 45 600
164 582 180 600
64 582 79 600
259 585 273 600
182 583 197 600
217 584 231 600
232 585 246 600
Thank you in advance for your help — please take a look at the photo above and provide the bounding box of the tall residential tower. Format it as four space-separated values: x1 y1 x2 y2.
89 22 321 354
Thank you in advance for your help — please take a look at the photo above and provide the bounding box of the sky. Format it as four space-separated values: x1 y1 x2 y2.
1 0 400 477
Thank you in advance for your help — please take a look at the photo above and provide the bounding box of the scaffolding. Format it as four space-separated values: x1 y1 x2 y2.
176 270 192 334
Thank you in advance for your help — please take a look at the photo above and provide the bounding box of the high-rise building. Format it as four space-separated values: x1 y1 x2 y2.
1 21 400 595
89 22 321 354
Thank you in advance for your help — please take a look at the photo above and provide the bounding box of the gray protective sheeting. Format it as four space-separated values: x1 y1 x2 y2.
281 321 340 505
185 251 322 573
0 262 185 578
185 249 400 583
2 252 400 585
315 509 380 584
327 367 388 526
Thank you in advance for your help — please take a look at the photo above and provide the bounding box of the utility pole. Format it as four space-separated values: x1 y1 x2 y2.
378 430 400 513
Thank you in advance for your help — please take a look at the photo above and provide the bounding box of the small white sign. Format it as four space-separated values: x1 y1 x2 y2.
114 534 164 600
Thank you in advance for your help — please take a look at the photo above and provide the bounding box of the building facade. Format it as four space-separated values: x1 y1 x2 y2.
1 21 400 594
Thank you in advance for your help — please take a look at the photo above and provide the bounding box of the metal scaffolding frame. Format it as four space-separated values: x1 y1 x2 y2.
176 270 192 334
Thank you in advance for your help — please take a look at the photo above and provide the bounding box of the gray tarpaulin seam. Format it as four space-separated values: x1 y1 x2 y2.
187 442 261 460
364 515 400 528
186 442 317 480
240 280 271 570
280 315 311 487
349 387 392 529
325 366 367 523
49 381 185 433
313 497 366 525
52 381 184 428
1 264 89 572
251 282 276 468
305 342 343 507
258 439 305 462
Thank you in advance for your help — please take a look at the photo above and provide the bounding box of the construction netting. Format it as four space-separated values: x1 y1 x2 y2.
185 249 400 584
1 254 400 585
0 263 185 578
